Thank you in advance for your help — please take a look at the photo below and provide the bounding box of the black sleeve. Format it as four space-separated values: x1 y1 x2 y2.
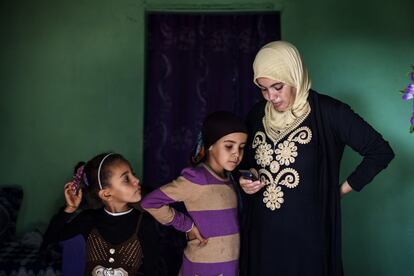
139 213 167 276
334 102 395 191
42 207 92 247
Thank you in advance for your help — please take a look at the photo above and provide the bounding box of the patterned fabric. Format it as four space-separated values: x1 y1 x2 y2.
0 188 61 275
85 214 144 275
0 187 23 244
252 109 313 211
0 234 61 275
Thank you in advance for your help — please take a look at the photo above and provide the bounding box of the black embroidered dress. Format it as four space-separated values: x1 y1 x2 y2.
240 91 394 276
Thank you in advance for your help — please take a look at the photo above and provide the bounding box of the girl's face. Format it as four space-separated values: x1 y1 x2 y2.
256 77 296 112
207 132 248 176
102 161 142 207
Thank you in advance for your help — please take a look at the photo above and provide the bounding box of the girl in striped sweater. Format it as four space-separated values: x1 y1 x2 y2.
141 111 248 276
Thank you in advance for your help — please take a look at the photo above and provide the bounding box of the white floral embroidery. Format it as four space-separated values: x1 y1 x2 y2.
252 132 267 148
254 143 273 167
269 160 280 174
263 184 284 210
275 140 298 166
253 119 313 211
259 168 274 185
92 266 128 276
288 126 312 144
276 168 300 189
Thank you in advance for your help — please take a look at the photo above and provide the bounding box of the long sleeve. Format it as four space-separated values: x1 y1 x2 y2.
42 207 92 247
333 102 395 191
141 174 196 233
139 213 166 276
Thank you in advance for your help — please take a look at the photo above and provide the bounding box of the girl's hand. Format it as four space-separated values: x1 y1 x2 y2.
63 181 82 213
239 177 265 194
187 225 208 246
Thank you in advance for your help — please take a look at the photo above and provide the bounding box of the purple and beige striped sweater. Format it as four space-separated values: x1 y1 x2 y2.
141 163 239 276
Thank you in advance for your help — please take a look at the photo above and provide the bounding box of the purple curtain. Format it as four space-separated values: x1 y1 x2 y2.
144 12 281 188
143 13 280 275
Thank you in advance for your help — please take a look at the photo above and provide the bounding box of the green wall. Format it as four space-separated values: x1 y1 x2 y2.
0 0 146 231
1 0 413 275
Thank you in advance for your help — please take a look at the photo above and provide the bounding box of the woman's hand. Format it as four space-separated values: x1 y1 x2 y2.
340 181 353 198
239 176 265 194
187 225 208 246
63 181 82 213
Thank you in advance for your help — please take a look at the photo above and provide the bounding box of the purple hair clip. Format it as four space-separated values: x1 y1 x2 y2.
401 65 414 133
72 165 85 194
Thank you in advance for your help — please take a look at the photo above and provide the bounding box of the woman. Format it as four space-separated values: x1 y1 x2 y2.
239 41 394 276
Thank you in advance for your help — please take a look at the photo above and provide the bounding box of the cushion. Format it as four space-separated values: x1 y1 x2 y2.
0 187 23 243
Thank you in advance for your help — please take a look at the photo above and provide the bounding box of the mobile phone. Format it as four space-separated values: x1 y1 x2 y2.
239 169 259 181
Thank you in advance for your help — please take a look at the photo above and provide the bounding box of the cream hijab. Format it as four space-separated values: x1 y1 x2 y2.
253 41 311 138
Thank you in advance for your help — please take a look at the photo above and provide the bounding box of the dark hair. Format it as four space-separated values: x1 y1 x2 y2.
76 152 130 208
190 111 248 166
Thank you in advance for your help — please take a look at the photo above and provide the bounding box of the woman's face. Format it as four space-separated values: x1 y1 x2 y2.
256 77 296 112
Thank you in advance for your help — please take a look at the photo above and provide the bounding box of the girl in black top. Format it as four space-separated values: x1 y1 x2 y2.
43 152 163 275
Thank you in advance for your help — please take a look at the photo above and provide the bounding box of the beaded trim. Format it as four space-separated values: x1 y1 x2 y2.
262 106 311 145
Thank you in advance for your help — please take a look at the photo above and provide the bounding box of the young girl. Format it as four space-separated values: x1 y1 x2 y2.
43 152 162 275
141 111 248 276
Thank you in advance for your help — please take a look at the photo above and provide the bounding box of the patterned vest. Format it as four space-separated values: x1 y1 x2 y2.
85 213 143 276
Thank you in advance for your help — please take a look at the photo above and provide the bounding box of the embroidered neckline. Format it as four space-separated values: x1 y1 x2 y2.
262 106 311 145
104 208 133 217
253 118 313 211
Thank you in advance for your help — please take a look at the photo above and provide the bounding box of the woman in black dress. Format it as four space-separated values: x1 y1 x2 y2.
239 41 394 276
